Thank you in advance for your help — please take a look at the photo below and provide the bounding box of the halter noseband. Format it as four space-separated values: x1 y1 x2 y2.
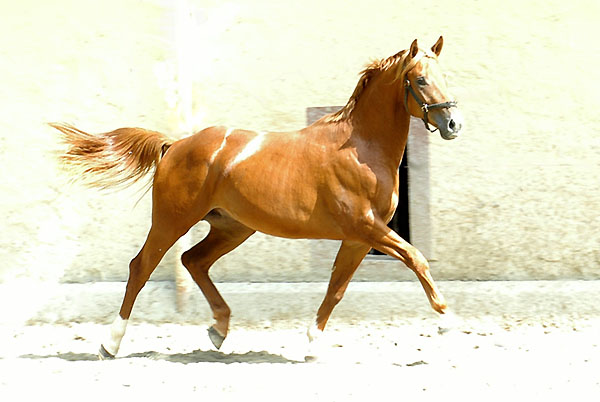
401 57 458 132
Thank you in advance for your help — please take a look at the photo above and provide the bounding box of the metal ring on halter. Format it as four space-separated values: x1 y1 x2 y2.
404 79 457 132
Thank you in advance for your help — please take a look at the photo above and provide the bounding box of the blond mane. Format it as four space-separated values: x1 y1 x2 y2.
323 48 436 123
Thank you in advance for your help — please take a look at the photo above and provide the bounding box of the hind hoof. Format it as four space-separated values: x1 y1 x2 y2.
98 344 115 360
207 326 226 350
304 354 319 363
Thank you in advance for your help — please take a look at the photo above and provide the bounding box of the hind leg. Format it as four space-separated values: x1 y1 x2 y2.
98 222 187 359
98 175 207 360
181 210 255 349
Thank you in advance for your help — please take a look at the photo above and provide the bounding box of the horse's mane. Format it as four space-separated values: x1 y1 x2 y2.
323 48 434 123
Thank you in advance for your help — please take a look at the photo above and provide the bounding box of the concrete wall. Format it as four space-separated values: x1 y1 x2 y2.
1 0 171 286
1 0 598 292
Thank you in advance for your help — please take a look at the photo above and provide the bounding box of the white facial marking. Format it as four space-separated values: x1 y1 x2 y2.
225 131 267 174
103 316 128 357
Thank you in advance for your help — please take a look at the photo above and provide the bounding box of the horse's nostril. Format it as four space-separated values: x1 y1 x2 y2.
448 119 456 131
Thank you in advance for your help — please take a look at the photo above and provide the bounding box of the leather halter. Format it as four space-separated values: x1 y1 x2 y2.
403 70 457 132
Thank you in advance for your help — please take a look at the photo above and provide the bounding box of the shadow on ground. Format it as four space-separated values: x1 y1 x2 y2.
21 349 301 364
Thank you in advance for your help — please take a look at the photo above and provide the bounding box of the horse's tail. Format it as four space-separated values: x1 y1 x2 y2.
49 123 175 189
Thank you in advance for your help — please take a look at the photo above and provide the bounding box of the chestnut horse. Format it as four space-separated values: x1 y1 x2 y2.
52 37 463 359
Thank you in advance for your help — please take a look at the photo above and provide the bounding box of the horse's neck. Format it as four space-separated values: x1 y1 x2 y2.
349 74 410 169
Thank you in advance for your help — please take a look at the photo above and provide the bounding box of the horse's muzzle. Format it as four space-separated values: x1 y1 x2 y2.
438 109 463 140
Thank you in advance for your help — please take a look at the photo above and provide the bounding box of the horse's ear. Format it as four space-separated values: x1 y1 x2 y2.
409 39 419 59
432 36 444 57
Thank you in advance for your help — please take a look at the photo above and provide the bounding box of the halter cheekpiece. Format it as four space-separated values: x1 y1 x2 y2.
404 79 457 132
401 52 458 132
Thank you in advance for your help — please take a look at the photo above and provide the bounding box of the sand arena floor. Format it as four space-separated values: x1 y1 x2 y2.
1 281 599 400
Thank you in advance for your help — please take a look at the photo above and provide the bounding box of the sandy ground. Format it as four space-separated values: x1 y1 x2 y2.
2 322 599 400
2 287 599 401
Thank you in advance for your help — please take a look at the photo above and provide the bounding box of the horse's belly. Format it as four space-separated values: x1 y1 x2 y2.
215 184 343 240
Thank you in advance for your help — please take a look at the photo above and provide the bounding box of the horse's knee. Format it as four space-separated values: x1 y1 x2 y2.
406 248 430 274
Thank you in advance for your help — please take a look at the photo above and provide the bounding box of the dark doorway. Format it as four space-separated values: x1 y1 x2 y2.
369 148 410 255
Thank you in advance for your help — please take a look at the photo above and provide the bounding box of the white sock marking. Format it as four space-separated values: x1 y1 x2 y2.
307 321 323 343
103 316 128 356
305 320 327 362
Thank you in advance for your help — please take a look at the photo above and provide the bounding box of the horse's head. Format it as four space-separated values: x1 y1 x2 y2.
397 36 463 140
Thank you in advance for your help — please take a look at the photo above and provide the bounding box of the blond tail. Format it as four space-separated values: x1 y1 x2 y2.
50 123 174 189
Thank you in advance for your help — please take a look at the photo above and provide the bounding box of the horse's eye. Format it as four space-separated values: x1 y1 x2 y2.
416 76 427 86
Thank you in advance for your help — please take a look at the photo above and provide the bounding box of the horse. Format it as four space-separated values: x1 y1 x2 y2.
51 36 463 359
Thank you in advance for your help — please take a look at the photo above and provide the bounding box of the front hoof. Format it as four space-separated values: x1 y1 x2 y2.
207 326 226 350
98 344 115 360
438 310 460 335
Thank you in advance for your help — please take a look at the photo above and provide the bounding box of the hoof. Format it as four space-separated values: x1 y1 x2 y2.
207 326 226 350
306 322 322 343
98 344 115 360
438 310 460 335
304 354 319 363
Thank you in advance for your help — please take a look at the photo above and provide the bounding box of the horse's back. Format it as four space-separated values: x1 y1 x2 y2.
212 129 335 236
